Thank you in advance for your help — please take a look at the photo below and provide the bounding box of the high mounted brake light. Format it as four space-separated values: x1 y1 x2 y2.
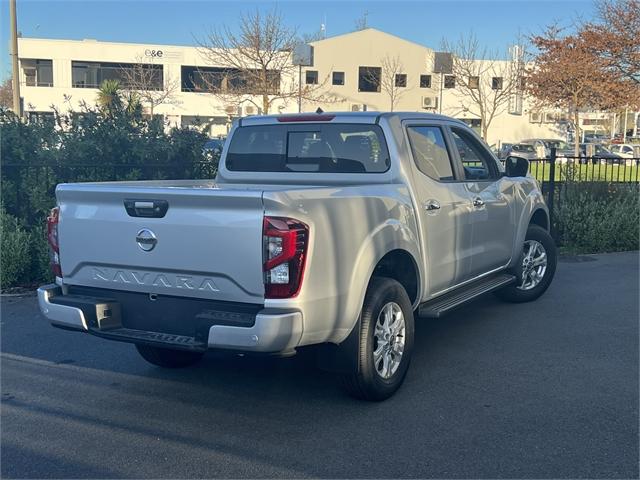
262 216 309 299
276 114 335 122
47 206 62 277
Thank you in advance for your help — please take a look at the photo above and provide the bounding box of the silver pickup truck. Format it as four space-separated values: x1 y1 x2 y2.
38 112 556 400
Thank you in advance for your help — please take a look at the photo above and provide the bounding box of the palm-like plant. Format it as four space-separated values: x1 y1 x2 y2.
96 79 122 113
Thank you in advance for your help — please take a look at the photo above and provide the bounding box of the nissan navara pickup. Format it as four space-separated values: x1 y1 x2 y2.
38 112 557 400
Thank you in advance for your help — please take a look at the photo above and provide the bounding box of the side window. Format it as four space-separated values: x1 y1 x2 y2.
450 127 496 181
406 126 454 181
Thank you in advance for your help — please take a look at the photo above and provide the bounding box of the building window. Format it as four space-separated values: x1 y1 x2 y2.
305 70 318 85
468 76 480 89
444 75 456 89
21 59 53 87
332 71 345 86
72 61 163 90
180 66 279 94
420 74 432 88
27 111 55 123
492 77 503 90
358 66 381 92
395 74 407 87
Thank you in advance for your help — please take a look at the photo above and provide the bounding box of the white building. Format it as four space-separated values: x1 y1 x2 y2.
16 30 625 144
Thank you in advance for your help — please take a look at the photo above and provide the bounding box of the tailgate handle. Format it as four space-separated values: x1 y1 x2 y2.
124 199 169 218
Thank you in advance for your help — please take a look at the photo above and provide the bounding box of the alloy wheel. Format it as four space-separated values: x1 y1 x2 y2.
518 240 548 291
373 302 406 379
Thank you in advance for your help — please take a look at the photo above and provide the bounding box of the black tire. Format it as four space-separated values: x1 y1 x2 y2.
495 224 557 303
135 344 204 368
340 277 415 401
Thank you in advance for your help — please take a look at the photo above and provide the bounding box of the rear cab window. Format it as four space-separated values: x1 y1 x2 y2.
226 124 390 173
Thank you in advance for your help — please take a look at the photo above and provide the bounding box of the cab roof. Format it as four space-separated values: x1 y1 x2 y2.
239 111 467 127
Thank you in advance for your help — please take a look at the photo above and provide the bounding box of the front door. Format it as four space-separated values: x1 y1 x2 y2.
449 126 515 277
404 123 475 297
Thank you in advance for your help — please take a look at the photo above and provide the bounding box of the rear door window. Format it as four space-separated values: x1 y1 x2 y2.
226 124 390 173
406 126 454 181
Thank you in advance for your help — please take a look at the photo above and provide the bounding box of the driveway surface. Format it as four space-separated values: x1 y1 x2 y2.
1 252 638 478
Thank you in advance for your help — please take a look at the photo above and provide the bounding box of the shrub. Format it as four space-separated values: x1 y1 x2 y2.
555 182 640 253
0 210 31 288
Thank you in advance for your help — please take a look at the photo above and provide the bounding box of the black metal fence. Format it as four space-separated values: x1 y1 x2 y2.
536 148 639 237
2 151 638 238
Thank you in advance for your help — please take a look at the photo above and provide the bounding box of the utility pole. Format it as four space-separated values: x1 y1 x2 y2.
10 0 22 118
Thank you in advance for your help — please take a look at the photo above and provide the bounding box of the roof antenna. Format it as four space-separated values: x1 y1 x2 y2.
316 107 324 114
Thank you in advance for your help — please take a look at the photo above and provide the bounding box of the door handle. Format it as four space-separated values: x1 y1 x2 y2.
424 199 441 211
473 197 485 208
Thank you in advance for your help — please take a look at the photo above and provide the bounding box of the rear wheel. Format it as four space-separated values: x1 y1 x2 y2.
340 277 415 401
135 344 204 368
496 224 557 303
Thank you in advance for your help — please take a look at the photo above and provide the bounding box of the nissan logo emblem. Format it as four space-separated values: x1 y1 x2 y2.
136 229 157 252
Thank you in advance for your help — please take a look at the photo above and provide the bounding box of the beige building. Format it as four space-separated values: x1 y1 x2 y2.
16 30 626 144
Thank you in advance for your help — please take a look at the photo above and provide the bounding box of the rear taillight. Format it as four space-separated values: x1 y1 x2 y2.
47 207 62 277
262 216 309 299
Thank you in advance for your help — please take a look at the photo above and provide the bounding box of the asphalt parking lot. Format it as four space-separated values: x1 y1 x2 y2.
1 251 638 479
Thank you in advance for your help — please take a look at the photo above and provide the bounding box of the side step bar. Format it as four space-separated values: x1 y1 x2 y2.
418 273 516 318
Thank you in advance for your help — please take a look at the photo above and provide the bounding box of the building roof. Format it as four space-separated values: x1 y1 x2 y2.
309 28 433 52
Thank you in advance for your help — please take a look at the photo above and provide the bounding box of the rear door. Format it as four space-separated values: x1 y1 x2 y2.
404 123 474 296
448 126 515 277
56 182 265 304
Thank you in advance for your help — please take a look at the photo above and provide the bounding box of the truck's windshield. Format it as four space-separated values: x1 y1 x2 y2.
226 124 390 173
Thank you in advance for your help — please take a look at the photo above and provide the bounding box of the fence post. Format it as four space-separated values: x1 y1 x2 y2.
547 147 556 236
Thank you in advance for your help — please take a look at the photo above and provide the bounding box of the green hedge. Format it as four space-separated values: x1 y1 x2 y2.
1 104 218 288
555 182 639 254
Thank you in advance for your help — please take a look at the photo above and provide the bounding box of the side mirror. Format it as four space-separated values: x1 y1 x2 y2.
505 156 529 177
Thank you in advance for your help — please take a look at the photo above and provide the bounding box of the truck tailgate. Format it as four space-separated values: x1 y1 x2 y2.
56 181 265 303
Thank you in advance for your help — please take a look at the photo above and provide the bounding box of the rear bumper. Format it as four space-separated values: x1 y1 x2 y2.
37 284 303 353
38 285 88 330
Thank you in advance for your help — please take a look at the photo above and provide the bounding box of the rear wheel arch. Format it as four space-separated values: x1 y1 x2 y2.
370 249 421 307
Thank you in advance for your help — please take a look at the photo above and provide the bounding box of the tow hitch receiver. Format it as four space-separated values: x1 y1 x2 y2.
51 295 122 330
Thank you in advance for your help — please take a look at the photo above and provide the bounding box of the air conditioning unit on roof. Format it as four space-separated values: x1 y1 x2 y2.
351 104 367 112
421 96 438 109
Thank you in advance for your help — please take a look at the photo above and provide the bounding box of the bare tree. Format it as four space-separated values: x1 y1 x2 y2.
366 55 408 111
119 57 180 116
0 78 12 109
582 0 640 85
441 33 524 141
197 8 333 114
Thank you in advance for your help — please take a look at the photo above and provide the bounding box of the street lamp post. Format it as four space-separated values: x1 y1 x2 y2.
10 0 22 117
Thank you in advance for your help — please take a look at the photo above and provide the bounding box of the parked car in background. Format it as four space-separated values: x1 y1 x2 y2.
579 143 623 164
520 139 574 159
583 133 610 144
609 144 640 165
496 143 513 159
498 143 538 160
37 112 556 401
